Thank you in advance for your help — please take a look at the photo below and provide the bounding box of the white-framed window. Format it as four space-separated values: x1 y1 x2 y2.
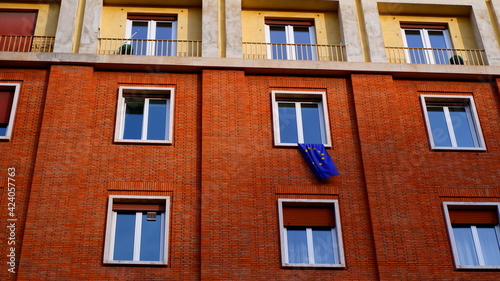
0 83 21 141
401 23 453 64
125 14 177 56
103 195 170 265
443 202 500 269
114 86 174 144
271 91 331 147
265 19 316 60
278 199 345 268
420 95 485 151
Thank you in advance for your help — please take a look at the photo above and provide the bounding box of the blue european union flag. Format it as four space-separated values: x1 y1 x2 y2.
298 143 339 180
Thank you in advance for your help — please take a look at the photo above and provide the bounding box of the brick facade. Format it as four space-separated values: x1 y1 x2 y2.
0 66 498 280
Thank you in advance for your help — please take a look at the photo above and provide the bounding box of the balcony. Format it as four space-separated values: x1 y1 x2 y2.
385 47 487 66
242 42 346 62
97 38 202 57
0 35 55 52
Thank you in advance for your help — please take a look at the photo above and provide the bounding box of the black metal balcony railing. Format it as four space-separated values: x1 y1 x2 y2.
0 35 55 52
243 42 346 62
386 47 487 66
98 38 202 57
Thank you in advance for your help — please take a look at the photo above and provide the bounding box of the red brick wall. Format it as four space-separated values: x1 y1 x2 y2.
2 67 499 280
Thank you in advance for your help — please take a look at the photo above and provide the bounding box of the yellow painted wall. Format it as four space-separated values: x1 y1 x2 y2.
0 3 60 36
100 6 202 40
380 15 477 49
241 10 340 45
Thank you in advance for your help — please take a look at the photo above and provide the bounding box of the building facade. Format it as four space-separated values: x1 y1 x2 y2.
0 0 500 280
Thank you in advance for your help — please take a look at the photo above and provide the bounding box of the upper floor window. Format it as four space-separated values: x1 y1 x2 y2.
0 83 21 140
271 91 331 147
444 202 500 269
115 87 174 144
265 19 316 60
0 10 37 52
103 195 170 265
401 23 452 64
278 199 345 268
420 95 485 151
126 14 177 56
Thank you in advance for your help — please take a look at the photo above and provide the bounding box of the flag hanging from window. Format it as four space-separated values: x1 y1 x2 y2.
298 143 339 180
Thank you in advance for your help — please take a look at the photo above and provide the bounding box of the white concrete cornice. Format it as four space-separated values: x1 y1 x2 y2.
1 52 499 80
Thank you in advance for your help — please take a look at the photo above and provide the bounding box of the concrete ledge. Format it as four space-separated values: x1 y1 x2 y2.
0 52 498 80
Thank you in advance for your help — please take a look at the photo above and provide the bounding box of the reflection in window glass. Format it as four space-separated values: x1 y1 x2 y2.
287 229 308 263
312 229 335 264
114 213 136 261
427 106 451 147
278 103 298 143
477 226 500 266
301 103 322 144
140 212 163 261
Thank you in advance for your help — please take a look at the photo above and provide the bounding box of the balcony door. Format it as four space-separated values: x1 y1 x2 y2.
401 23 452 64
265 19 316 60
0 10 37 52
126 14 177 56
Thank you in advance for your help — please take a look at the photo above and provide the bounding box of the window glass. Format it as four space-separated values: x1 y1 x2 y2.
427 106 452 147
477 226 500 266
449 107 475 147
301 103 322 144
287 229 308 263
0 124 7 136
270 26 287 60
124 98 144 140
131 21 149 55
147 99 168 140
140 212 163 261
453 226 479 266
405 30 426 64
293 26 313 60
114 213 136 261
156 22 174 56
312 229 336 264
278 103 298 143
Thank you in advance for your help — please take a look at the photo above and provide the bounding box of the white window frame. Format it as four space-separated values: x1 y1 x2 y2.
0 83 21 141
420 95 485 151
401 28 452 64
114 86 174 144
278 199 345 268
271 91 331 147
443 202 500 269
265 24 317 60
126 19 177 56
103 195 171 265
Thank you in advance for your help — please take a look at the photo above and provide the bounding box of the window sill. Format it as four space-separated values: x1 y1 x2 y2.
0 136 11 141
114 139 172 145
103 260 168 266
455 265 500 270
282 263 345 268
274 143 332 148
430 146 486 151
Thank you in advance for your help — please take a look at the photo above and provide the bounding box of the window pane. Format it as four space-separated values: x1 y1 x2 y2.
155 22 174 56
449 107 475 147
123 98 144 140
0 123 7 136
287 229 308 263
114 213 136 261
301 103 323 144
147 99 168 140
270 26 287 60
427 106 452 147
405 30 426 64
453 226 479 266
312 229 335 264
477 226 500 266
140 212 163 261
278 103 298 143
293 26 314 60
131 22 148 55
428 31 449 64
